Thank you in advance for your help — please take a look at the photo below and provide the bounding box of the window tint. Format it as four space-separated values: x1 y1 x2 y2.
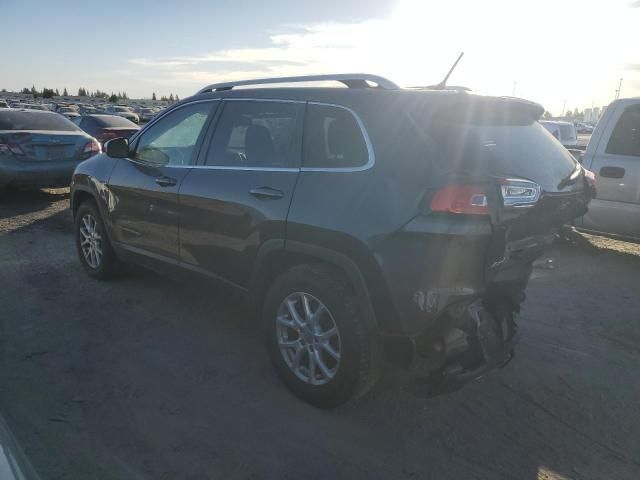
134 102 213 166
206 101 301 168
606 106 640 157
303 104 368 168
0 111 80 131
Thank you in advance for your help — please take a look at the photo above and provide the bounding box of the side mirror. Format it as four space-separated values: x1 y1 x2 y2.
105 137 130 158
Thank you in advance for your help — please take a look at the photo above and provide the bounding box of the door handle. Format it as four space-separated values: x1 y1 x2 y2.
155 176 177 187
599 166 625 179
249 187 285 200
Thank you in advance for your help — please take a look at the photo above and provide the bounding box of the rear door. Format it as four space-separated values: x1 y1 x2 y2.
581 103 640 237
178 99 303 287
107 100 217 263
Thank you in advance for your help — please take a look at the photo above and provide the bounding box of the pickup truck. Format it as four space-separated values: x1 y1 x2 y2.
575 98 640 239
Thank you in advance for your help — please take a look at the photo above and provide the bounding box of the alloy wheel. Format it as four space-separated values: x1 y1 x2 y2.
276 292 342 385
79 213 103 269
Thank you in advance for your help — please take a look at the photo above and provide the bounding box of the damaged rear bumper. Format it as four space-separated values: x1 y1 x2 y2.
407 298 520 394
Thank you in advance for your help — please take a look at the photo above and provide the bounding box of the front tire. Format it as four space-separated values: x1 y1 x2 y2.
74 200 121 280
263 264 380 408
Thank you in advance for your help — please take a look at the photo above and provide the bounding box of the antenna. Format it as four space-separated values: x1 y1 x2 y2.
428 52 464 90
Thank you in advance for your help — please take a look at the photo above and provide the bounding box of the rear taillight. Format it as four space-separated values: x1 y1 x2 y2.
0 143 25 156
430 185 489 215
498 178 541 208
82 139 101 156
583 168 597 196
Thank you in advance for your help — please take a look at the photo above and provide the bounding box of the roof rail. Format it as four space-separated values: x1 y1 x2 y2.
196 74 400 94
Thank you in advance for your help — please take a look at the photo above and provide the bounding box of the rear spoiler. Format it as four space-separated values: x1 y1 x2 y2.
435 95 546 124
492 97 545 120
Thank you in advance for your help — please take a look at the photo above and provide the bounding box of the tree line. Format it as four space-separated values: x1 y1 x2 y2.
7 85 179 103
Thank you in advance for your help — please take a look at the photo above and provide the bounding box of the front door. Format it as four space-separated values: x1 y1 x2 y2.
107 100 217 262
178 99 304 287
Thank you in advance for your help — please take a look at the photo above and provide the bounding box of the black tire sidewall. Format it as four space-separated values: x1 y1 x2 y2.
263 265 368 408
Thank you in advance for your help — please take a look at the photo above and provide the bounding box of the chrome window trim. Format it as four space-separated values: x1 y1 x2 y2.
188 165 300 172
221 98 306 105
127 98 375 173
301 102 375 173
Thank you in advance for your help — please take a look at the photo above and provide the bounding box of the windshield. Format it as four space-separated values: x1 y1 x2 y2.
0 111 80 131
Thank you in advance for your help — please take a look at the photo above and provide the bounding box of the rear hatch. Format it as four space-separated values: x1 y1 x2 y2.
425 96 593 285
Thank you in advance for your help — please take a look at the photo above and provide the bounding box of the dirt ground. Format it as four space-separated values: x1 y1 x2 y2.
1 188 639 480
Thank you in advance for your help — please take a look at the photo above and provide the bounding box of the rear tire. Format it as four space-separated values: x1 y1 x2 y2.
263 264 380 408
75 200 121 280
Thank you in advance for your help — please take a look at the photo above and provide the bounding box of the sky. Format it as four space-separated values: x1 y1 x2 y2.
1 0 639 115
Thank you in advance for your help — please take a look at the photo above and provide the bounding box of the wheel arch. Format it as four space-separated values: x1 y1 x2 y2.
71 187 96 217
249 240 394 333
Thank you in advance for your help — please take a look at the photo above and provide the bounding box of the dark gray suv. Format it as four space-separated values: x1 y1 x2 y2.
70 74 594 407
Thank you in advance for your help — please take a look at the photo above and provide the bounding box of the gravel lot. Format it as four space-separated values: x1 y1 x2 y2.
1 188 639 480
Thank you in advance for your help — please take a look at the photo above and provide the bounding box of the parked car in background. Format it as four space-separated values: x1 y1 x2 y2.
0 100 9 109
23 104 48 111
575 98 640 239
106 105 139 124
57 105 78 113
541 120 578 147
60 111 81 121
139 108 156 122
70 74 594 407
74 114 140 146
0 109 100 191
576 122 594 134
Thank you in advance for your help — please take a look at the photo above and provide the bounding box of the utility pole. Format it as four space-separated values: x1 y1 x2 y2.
512 81 517 97
562 99 567 118
614 78 623 100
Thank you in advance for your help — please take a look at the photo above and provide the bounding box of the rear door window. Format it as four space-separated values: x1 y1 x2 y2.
302 104 369 169
606 105 640 157
205 100 302 168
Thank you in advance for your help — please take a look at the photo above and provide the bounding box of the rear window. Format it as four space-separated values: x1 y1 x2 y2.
93 115 138 128
427 102 578 192
0 111 80 131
